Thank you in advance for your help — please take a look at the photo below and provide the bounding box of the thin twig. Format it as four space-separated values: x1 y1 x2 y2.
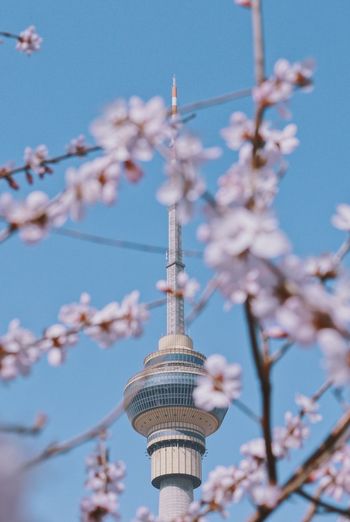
334 234 350 263
178 88 252 115
270 341 294 365
185 279 218 326
0 416 46 437
53 228 203 258
234 399 261 424
23 399 126 469
297 489 350 519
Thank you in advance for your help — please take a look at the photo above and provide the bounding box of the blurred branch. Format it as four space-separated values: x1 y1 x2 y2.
0 414 47 437
178 87 251 115
248 409 350 521
185 279 218 326
53 228 203 258
297 489 350 519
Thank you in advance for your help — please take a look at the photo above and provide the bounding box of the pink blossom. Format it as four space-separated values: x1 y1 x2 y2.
156 272 199 301
66 135 89 155
234 0 252 6
199 208 289 265
81 442 125 522
251 484 280 508
40 324 78 366
24 145 49 177
87 291 148 348
332 204 350 231
158 134 220 223
0 191 68 243
0 320 39 380
91 96 170 162
295 394 322 423
16 26 42 55
133 507 156 522
274 412 309 455
59 293 96 328
64 156 120 220
304 253 339 280
318 329 350 386
193 354 241 410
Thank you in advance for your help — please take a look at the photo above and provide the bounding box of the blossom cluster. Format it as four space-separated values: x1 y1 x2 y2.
15 26 42 55
0 291 148 380
81 441 126 521
156 271 199 301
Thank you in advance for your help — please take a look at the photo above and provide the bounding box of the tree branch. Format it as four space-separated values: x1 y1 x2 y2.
244 300 277 484
297 489 350 519
248 409 350 521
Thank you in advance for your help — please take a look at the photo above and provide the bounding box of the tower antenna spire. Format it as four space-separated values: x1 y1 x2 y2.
167 75 185 335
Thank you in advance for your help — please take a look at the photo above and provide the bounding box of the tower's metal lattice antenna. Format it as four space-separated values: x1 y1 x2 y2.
167 75 185 335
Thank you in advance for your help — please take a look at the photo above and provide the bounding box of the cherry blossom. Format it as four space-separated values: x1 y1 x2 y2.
66 134 89 155
332 204 350 232
59 293 96 329
0 191 68 243
91 96 170 162
24 145 50 177
193 354 241 410
318 329 350 386
156 272 199 301
39 324 78 366
304 253 339 280
311 445 350 502
274 412 309 454
15 25 42 55
0 320 39 380
199 208 289 265
87 291 148 348
64 156 120 220
133 507 157 522
295 394 322 423
158 134 221 223
81 441 125 522
234 0 252 6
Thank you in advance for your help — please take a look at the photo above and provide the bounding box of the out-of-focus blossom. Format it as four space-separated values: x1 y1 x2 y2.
158 134 221 223
40 324 78 366
274 412 309 456
234 0 252 6
24 145 50 177
66 135 89 155
0 191 67 243
251 484 280 508
0 438 26 522
295 394 322 423
59 293 96 329
253 58 315 108
133 507 157 522
305 253 339 280
319 329 350 386
81 441 126 522
64 156 120 220
199 208 289 263
16 25 42 55
332 204 350 232
156 272 199 301
0 320 38 380
87 291 148 348
311 445 350 502
91 96 170 162
193 354 241 410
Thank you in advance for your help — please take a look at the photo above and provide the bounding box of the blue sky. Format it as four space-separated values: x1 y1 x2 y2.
0 1 350 521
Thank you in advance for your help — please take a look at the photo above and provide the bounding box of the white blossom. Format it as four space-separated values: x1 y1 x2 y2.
16 26 42 55
0 320 39 380
332 204 350 232
59 293 96 328
319 329 350 386
40 324 78 366
295 394 322 423
66 134 89 155
193 354 241 410
156 272 199 301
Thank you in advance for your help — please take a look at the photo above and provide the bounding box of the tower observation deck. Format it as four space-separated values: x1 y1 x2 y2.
124 79 228 521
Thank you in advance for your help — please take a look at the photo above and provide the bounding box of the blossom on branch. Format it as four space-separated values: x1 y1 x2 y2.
86 291 149 348
156 271 199 301
193 354 241 410
66 135 89 156
24 145 50 177
332 204 350 232
158 134 221 223
16 26 42 55
0 320 39 380
39 324 78 366
133 507 157 522
81 441 126 522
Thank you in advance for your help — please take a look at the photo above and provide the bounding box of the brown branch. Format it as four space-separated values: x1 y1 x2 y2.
297 489 350 519
23 399 126 469
244 300 277 484
248 409 350 521
270 341 294 365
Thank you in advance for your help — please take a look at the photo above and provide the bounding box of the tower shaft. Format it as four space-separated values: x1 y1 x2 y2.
167 204 185 334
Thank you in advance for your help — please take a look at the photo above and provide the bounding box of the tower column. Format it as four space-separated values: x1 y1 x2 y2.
159 476 194 522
